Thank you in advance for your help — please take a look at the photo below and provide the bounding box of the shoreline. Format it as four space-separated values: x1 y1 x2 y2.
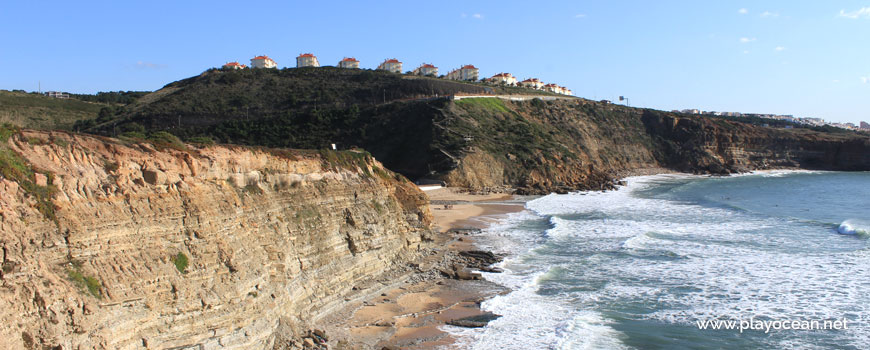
325 187 526 349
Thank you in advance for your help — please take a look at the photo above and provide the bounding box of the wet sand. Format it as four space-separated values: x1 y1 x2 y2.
329 188 524 349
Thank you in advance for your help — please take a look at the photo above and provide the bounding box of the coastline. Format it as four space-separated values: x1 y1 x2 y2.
325 187 526 349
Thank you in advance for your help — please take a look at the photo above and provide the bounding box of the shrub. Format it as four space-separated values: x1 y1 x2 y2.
172 252 189 273
67 264 102 299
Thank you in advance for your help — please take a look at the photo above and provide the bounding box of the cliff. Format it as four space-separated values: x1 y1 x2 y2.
0 128 432 349
78 69 870 194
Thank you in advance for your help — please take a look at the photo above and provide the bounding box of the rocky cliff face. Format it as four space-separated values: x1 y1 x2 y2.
0 130 431 349
434 99 870 193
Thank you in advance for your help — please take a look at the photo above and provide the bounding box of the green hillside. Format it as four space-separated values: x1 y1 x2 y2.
0 90 110 130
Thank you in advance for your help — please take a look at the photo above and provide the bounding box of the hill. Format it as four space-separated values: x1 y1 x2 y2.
80 69 870 194
0 90 109 130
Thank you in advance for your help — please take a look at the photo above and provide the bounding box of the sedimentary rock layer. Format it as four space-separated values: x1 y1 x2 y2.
0 130 431 349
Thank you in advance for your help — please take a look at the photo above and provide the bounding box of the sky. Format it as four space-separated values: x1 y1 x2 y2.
1 1 869 124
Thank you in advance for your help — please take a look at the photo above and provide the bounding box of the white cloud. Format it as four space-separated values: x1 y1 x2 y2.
743 50 750 54
833 79 840 83
575 14 586 18
740 37 756 43
472 13 483 19
738 8 748 14
775 46 786 51
839 7 870 19
135 61 167 69
760 11 779 18
862 77 869 84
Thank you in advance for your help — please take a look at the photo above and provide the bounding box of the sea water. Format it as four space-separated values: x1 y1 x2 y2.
447 171 870 349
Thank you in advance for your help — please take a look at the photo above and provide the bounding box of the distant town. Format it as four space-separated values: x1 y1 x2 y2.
221 54 575 96
30 53 866 131
674 109 870 132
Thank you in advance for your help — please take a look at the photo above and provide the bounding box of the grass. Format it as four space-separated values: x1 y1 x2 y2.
456 97 509 113
0 90 107 130
318 149 373 175
171 252 189 273
67 261 102 299
0 146 58 224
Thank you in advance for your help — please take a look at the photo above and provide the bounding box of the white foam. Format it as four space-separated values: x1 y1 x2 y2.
452 173 870 349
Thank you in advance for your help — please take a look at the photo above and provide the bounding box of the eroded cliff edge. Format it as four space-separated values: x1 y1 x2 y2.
0 129 432 349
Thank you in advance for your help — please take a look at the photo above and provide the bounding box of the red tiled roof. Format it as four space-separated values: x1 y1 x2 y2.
224 62 241 66
383 59 401 64
252 55 272 60
298 53 316 58
341 57 358 62
421 64 436 68
462 65 477 69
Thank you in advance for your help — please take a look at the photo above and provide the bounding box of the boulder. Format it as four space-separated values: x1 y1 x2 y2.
142 168 167 185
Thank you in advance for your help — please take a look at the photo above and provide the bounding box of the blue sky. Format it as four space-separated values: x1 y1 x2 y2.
1 1 868 124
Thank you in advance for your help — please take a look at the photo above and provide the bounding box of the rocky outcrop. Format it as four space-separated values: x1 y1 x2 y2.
0 130 432 349
434 99 870 193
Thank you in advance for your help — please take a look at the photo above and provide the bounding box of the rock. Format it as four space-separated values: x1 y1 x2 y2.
447 312 502 328
302 337 316 348
34 173 48 187
142 168 167 185
479 267 504 273
312 329 328 342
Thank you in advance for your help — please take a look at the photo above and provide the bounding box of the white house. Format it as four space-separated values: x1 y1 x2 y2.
412 63 438 76
338 57 359 68
222 61 247 70
520 78 544 90
490 72 517 86
297 53 320 68
446 65 479 81
250 55 277 68
377 58 403 73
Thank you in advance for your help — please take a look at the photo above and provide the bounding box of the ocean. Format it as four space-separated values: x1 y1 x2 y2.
447 171 870 349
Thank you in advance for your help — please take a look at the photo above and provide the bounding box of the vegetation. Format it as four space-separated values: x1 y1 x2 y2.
0 124 58 223
172 252 189 273
456 97 510 113
0 90 108 130
67 261 102 299
70 91 148 105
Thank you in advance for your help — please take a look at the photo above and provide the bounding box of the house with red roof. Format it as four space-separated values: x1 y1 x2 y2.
412 63 438 76
338 57 359 69
446 64 479 81
250 55 277 69
520 78 545 90
489 72 517 86
297 53 320 68
222 62 247 70
377 58 403 73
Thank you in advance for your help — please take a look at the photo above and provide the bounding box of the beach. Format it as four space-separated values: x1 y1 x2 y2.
324 187 525 349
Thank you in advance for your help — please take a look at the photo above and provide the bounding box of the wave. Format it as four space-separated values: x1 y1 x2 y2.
837 220 870 237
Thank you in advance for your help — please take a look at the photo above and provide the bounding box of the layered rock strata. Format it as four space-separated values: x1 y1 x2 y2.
0 130 431 349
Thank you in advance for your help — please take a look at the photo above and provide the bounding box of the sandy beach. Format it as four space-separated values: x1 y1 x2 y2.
326 187 525 349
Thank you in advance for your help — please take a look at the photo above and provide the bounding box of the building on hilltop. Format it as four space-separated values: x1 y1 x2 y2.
489 72 517 86
520 78 544 90
861 121 870 130
544 84 564 94
412 63 438 76
44 91 69 99
446 65 479 81
222 62 247 70
251 55 277 68
561 87 573 96
297 53 320 68
338 57 359 68
377 58 403 73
